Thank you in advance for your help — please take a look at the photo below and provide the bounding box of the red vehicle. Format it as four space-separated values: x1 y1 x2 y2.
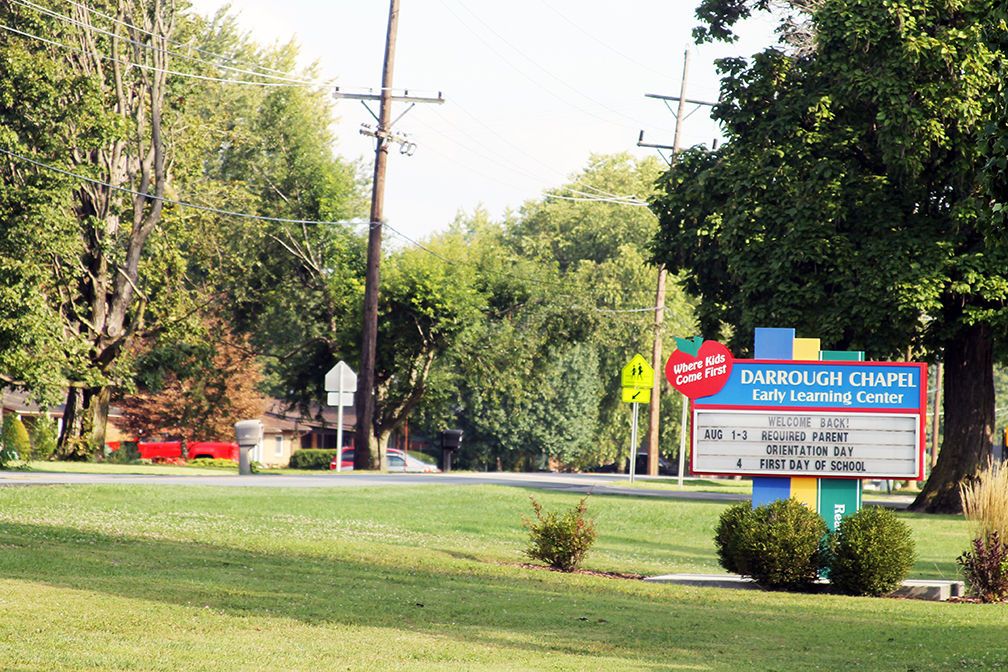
137 441 238 461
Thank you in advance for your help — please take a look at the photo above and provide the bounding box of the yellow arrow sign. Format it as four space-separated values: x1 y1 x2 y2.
622 387 651 404
621 353 654 389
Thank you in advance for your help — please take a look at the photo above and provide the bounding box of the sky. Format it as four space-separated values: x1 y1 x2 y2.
188 1 778 242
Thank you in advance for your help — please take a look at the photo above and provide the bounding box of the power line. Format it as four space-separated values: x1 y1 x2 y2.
1 146 660 314
66 0 314 81
537 1 671 79
0 146 367 228
11 0 328 87
380 224 660 315
442 0 656 130
0 21 316 88
435 0 638 132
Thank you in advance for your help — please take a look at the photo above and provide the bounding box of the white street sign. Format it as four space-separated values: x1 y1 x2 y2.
327 392 354 407
691 409 920 479
323 360 357 473
324 361 357 393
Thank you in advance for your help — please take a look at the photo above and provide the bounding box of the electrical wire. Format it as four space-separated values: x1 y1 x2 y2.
11 0 329 87
537 0 672 79
0 146 367 227
442 0 660 131
66 0 314 81
1 145 661 315
0 21 315 88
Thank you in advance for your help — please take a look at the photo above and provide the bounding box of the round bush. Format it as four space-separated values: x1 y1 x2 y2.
736 498 828 591
2 415 31 462
829 506 915 596
714 502 752 575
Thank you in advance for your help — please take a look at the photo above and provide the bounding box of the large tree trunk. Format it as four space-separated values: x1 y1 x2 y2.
910 323 994 513
58 386 111 459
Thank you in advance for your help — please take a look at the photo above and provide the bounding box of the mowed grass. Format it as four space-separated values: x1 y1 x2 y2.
0 484 1002 671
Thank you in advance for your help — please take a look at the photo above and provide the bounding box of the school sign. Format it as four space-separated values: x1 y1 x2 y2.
691 360 927 481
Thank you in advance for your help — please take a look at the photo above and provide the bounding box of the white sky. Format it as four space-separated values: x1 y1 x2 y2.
188 1 777 242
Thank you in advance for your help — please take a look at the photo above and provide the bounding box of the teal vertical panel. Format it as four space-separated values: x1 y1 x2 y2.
818 479 862 532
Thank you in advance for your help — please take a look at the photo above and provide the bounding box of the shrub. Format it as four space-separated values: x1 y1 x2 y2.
289 449 339 470
828 506 915 596
735 498 827 591
523 496 597 572
2 415 31 462
29 414 58 461
188 457 239 469
958 531 1008 602
714 502 752 575
106 441 140 464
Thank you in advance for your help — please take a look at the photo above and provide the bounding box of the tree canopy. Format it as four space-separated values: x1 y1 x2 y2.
652 0 1007 511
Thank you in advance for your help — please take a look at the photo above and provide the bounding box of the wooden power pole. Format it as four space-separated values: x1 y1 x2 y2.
642 50 704 475
337 0 443 470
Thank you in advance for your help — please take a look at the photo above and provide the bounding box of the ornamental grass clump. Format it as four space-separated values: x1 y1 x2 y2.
829 506 915 596
959 461 1008 601
523 496 597 572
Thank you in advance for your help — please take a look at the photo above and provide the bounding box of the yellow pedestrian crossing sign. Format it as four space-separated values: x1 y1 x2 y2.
622 387 651 404
621 354 654 389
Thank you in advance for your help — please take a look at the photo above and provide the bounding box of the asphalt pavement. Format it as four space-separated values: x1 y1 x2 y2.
0 469 914 507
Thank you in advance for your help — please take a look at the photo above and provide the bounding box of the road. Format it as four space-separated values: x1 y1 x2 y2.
0 469 913 507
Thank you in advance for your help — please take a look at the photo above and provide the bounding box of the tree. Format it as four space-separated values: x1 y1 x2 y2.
366 234 488 467
652 0 1007 511
118 321 266 445
415 156 696 472
0 0 176 456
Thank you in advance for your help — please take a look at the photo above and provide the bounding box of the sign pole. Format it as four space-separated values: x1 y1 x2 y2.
629 402 639 483
336 374 344 473
677 392 688 487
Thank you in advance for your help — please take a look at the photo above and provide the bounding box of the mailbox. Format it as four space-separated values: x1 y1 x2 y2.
234 420 263 475
440 429 463 472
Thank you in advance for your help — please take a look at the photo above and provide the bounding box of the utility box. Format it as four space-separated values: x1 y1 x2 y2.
234 420 263 475
440 429 463 473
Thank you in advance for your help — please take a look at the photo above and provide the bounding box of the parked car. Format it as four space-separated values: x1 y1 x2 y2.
330 448 439 473
592 452 675 476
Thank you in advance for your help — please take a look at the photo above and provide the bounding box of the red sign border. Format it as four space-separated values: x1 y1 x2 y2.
689 360 928 481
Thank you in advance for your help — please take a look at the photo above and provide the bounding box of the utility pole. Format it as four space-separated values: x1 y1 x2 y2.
638 49 717 476
338 0 443 470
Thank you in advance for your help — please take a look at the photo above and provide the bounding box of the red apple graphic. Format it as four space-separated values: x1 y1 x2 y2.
665 338 734 399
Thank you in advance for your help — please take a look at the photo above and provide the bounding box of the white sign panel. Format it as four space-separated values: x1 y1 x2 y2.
692 409 921 479
326 392 354 407
324 361 357 393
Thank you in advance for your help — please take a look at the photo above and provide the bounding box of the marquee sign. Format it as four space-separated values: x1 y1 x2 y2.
688 359 927 480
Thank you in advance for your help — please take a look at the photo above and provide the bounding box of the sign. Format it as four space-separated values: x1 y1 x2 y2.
324 361 357 394
622 387 651 404
665 338 733 399
327 392 354 407
323 360 357 473
621 354 654 390
691 359 927 480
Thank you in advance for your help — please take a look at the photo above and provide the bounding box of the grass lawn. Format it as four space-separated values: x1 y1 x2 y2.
0 484 1000 671
13 461 231 476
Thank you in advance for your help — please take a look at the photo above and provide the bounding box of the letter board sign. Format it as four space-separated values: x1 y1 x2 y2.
690 360 927 480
